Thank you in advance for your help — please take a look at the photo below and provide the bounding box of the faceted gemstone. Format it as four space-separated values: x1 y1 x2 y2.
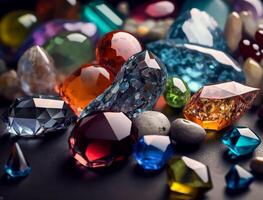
44 32 95 76
133 135 174 171
96 31 142 75
59 64 114 116
147 41 245 92
5 143 31 178
233 0 263 19
69 111 138 168
0 10 38 48
17 46 57 95
167 8 228 51
81 50 167 119
167 156 213 199
225 165 254 190
222 127 261 157
81 0 124 35
7 95 75 137
36 0 80 22
164 77 191 108
239 39 263 62
183 82 259 130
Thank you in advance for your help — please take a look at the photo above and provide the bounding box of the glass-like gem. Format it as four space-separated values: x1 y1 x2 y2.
5 143 31 178
239 39 263 62
184 82 259 130
59 64 114 116
17 46 57 95
0 10 38 48
96 30 143 75
44 32 95 76
81 50 167 119
255 29 263 46
167 156 213 199
81 0 124 35
69 111 138 168
167 8 228 51
225 165 254 190
7 95 75 137
233 0 263 19
133 135 174 171
222 127 261 157
164 77 190 108
147 41 245 92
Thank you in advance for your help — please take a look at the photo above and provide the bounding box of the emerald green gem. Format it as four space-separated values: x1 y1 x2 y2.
164 77 191 108
81 0 124 35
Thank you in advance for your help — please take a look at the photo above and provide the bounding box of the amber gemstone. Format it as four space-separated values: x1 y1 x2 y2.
59 64 114 115
96 30 142 75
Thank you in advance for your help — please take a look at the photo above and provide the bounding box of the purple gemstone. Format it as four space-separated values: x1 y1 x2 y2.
233 0 263 19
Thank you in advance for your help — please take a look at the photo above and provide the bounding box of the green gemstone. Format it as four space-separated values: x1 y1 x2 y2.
164 77 191 108
167 156 213 199
81 0 124 35
44 32 95 76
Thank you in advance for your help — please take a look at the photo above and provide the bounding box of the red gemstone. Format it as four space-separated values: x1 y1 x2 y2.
255 29 263 47
96 31 142 75
69 112 138 168
239 39 262 62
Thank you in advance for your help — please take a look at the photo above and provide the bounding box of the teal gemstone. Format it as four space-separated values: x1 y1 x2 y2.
81 0 124 35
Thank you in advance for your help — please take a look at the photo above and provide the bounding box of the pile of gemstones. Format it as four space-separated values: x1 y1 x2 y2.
1 0 263 199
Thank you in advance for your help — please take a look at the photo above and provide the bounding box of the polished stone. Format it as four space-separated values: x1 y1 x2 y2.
243 58 263 88
233 0 263 19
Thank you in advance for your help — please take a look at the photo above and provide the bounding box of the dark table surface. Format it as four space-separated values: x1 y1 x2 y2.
0 99 263 200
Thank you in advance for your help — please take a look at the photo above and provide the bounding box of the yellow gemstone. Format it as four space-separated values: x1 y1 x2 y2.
0 10 38 48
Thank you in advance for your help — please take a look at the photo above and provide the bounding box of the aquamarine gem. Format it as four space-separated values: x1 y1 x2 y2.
167 8 228 51
222 127 261 158
147 40 245 92
133 135 174 171
225 165 254 190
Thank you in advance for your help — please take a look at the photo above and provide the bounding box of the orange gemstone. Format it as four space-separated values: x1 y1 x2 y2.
96 31 143 75
59 64 114 115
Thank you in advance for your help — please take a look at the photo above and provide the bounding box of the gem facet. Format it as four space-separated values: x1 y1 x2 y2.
183 82 259 130
222 127 261 157
225 165 254 190
81 50 167 119
133 135 174 171
5 143 31 178
59 64 114 115
147 41 245 92
69 111 138 168
167 156 213 199
7 95 75 137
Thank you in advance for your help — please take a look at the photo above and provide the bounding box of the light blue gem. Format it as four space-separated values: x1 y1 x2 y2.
222 127 261 158
133 135 174 171
225 165 254 190
147 40 245 92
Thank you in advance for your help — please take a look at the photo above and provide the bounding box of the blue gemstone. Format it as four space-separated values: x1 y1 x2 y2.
225 165 254 190
80 50 167 119
166 8 228 51
133 135 174 171
147 40 245 92
5 143 31 178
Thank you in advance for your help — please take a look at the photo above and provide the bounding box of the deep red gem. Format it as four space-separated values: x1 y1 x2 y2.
239 39 262 62
255 29 263 47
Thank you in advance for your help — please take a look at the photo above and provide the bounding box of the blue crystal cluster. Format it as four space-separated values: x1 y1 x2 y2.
147 41 245 92
81 50 167 119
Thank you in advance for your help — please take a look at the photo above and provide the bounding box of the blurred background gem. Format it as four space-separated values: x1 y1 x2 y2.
233 0 263 19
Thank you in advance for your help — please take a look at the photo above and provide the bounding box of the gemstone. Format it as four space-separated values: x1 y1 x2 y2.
167 8 228 51
7 95 75 137
59 64 114 116
17 46 57 95
96 30 142 75
239 39 263 62
5 143 31 178
0 10 38 48
250 157 263 174
164 77 190 108
133 135 174 171
240 11 258 38
147 41 245 92
222 127 261 157
255 29 263 46
225 165 254 190
44 32 95 76
233 0 263 19
36 0 80 22
69 111 138 168
243 58 263 88
80 50 167 119
183 82 259 130
81 0 124 35
167 156 213 199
